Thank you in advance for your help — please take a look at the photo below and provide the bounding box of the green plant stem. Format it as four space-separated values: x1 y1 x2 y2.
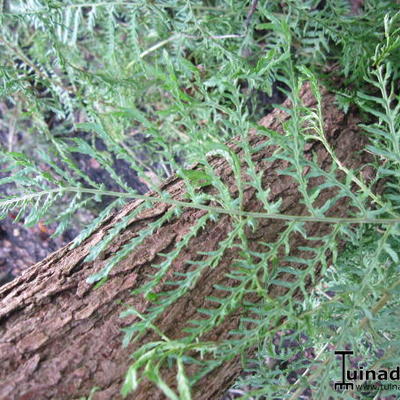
3 186 400 224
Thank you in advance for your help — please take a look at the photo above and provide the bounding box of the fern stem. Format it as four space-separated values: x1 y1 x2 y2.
3 187 400 225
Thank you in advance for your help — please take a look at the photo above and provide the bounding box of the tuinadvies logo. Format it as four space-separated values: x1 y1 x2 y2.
334 350 400 393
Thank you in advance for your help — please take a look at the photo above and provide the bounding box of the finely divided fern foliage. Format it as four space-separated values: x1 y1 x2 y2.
1 1 400 399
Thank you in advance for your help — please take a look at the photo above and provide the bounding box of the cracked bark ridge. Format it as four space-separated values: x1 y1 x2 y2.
0 83 375 400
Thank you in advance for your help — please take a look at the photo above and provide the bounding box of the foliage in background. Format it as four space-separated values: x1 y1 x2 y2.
1 0 400 399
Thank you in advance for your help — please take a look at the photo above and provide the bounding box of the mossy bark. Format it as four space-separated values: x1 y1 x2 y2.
0 83 376 400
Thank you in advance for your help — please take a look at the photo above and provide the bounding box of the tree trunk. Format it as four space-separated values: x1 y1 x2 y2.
0 83 375 400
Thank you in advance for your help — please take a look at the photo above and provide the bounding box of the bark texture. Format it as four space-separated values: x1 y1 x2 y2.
0 83 375 400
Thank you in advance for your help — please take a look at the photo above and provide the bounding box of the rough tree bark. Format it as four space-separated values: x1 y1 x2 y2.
0 83 376 400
